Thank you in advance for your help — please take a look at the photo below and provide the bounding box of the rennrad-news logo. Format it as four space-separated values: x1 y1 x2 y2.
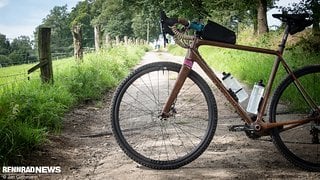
2 166 61 174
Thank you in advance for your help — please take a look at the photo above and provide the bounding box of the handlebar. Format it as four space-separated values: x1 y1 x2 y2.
160 11 203 47
161 10 313 48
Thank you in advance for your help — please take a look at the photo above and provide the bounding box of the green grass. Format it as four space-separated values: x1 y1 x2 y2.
0 45 149 165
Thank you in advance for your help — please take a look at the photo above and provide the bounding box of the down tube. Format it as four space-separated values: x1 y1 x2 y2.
191 48 253 124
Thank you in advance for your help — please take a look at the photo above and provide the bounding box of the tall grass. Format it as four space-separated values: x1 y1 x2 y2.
0 45 149 164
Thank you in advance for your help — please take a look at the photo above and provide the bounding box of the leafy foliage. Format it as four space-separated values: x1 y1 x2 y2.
39 5 73 56
0 34 11 55
0 34 35 66
69 0 94 48
280 0 320 34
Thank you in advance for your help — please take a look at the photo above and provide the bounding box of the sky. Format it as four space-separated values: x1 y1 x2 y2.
0 0 302 40
0 0 81 40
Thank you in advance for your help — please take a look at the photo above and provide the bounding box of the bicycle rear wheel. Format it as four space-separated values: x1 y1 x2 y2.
269 65 320 171
111 61 217 169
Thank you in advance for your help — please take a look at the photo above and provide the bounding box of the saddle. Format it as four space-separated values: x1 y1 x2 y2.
272 14 313 35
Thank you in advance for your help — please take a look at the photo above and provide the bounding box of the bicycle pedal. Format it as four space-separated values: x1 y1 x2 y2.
228 125 254 132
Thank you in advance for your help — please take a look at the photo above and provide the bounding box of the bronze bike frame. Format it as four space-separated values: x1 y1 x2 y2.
161 25 319 134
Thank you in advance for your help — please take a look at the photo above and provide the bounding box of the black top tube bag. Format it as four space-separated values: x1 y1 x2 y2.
200 20 236 44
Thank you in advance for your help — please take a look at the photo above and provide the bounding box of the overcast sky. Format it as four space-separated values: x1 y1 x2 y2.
0 0 301 40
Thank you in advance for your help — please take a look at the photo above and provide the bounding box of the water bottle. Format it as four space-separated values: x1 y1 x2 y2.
246 80 265 114
222 72 248 103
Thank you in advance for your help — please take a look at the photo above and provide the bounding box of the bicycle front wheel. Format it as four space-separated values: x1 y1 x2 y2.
111 61 217 169
269 65 320 171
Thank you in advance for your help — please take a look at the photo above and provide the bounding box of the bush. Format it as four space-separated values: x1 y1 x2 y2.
293 34 320 54
0 54 12 67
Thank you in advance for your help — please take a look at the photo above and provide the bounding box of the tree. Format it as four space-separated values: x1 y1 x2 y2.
203 0 275 34
0 54 11 66
104 9 133 39
90 0 105 50
282 0 320 35
0 34 10 55
127 1 163 42
258 0 269 34
70 0 94 48
125 0 207 41
311 0 320 34
40 5 73 56
69 0 94 58
10 36 32 52
9 36 33 64
92 0 134 38
71 25 83 60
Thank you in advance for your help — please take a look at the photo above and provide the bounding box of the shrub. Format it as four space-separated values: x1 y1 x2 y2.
0 54 12 67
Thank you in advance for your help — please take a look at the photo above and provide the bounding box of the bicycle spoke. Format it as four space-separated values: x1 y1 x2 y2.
270 65 320 170
112 62 217 169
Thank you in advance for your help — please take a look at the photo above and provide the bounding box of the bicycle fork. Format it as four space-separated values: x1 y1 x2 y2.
161 58 193 118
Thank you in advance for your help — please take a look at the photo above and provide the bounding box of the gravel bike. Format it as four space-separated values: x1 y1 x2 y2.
111 11 320 171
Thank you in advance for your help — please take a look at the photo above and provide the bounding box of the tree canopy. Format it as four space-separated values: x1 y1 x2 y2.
1 0 319 66
0 34 35 66
281 0 320 34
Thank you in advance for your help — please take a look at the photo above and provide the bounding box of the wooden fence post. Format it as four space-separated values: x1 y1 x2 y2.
105 34 111 48
72 25 83 61
38 27 53 84
94 25 101 51
116 36 120 45
124 36 128 45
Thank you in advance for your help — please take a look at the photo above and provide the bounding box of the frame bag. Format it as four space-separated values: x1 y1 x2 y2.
201 20 236 44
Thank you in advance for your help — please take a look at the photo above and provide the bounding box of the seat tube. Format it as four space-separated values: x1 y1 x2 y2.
161 50 194 117
278 25 290 55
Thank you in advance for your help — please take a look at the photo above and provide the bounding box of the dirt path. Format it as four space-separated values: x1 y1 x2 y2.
16 51 320 179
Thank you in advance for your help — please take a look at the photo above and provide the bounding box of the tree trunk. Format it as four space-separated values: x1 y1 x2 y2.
257 0 269 35
94 25 101 51
105 33 111 48
311 0 320 35
72 25 83 61
124 36 128 45
251 8 258 35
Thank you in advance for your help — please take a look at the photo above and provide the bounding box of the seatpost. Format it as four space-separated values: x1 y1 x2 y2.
278 25 290 55
256 25 291 125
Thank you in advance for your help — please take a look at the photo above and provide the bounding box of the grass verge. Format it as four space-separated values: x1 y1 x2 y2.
0 45 149 165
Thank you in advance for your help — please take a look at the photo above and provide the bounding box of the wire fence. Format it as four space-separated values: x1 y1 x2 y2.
0 45 98 68
0 33 147 91
0 55 69 91
0 66 38 89
0 49 94 91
